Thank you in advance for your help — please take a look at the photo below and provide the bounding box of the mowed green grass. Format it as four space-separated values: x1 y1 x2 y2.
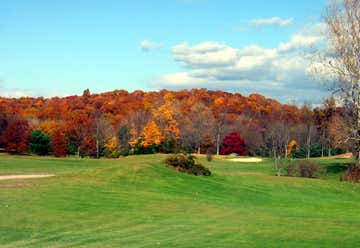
0 155 359 248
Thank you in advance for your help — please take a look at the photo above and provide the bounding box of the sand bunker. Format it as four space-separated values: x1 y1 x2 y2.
228 157 263 163
0 174 55 181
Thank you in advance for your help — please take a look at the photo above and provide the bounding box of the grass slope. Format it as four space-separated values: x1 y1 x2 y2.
0 155 359 247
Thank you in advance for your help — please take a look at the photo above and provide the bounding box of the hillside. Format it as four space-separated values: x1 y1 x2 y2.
0 88 314 157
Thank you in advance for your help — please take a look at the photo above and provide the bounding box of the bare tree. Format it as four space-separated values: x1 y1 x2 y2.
320 0 360 160
180 103 215 154
301 104 315 159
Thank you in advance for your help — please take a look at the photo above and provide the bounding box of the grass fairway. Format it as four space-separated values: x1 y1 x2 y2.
0 155 360 247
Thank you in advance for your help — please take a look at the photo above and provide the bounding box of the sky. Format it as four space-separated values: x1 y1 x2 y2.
0 0 329 103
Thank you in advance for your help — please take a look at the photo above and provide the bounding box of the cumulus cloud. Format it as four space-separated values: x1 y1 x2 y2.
249 17 294 29
150 23 329 103
172 42 238 68
278 23 325 52
140 40 163 51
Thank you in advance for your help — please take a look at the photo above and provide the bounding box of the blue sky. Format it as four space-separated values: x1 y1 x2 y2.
0 0 328 103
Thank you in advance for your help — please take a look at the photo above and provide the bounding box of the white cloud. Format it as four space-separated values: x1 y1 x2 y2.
149 23 329 103
278 23 325 52
140 40 163 51
172 42 238 68
249 17 294 29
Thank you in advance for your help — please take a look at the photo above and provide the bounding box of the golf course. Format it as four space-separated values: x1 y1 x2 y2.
1 155 359 247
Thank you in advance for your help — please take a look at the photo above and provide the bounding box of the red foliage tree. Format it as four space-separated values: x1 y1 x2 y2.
51 129 67 157
79 136 97 157
220 132 246 155
2 118 30 153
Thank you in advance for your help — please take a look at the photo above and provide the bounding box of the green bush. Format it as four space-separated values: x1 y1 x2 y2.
287 160 322 178
110 151 120 158
165 154 211 176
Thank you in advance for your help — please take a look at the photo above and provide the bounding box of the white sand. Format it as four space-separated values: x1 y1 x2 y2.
0 174 55 181
228 157 263 163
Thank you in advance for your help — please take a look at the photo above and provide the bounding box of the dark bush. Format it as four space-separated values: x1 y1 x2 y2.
287 162 299 177
340 165 360 183
287 160 322 178
165 154 211 176
186 163 211 176
299 161 322 178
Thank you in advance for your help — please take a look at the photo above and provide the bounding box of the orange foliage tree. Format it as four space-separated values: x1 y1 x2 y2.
141 121 164 148
287 139 298 157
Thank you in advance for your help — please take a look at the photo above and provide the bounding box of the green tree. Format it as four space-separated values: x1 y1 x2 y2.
29 130 51 155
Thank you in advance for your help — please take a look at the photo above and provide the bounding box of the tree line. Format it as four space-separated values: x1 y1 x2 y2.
0 88 349 158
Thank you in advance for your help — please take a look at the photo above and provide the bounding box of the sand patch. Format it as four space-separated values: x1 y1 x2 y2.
0 174 55 181
227 157 263 163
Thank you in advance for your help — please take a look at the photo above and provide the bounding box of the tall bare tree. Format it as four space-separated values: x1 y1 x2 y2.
321 0 360 160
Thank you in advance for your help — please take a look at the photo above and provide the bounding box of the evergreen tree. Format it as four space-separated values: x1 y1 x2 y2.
29 130 51 155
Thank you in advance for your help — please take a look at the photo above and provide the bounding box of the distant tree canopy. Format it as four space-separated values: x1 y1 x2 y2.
0 89 349 158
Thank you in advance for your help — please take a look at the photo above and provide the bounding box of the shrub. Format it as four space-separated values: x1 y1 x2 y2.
287 162 299 177
187 163 211 176
299 161 322 178
340 165 360 183
165 154 211 176
286 160 322 178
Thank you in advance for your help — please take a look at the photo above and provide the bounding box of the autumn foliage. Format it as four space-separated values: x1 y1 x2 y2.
0 88 348 159
220 132 246 155
51 129 67 157
2 118 30 153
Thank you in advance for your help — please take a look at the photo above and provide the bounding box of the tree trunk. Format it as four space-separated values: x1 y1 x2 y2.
216 132 220 155
96 121 99 159
96 139 99 159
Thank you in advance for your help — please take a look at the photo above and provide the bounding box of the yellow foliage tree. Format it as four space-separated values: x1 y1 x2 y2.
141 121 163 148
40 120 58 136
153 94 180 140
104 136 119 156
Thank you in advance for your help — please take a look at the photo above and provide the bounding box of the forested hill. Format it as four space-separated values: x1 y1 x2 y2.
0 88 292 122
0 88 332 157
